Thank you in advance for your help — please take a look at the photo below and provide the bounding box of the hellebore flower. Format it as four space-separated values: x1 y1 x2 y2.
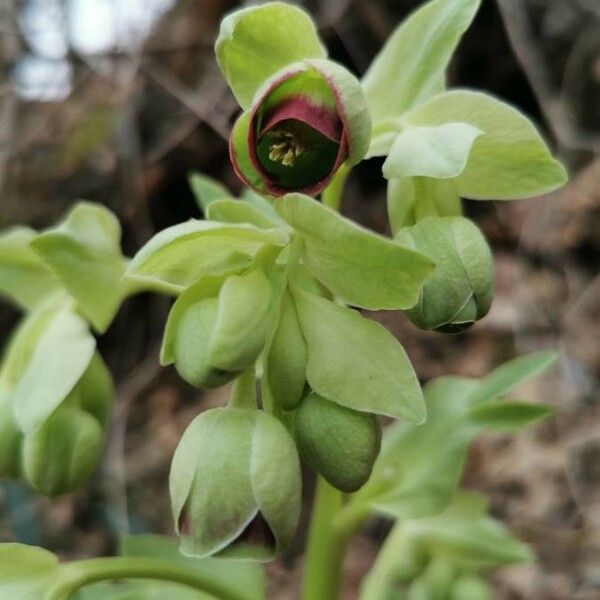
394 216 493 333
230 60 371 196
294 391 381 493
162 269 274 389
170 407 301 560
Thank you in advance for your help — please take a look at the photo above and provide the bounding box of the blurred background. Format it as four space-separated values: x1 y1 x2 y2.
0 0 598 598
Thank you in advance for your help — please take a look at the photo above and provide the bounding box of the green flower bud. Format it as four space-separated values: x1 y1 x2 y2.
449 574 492 600
170 407 301 560
73 352 113 428
266 289 307 411
294 392 381 492
22 405 103 496
171 270 274 389
0 392 22 479
395 216 493 333
230 60 370 196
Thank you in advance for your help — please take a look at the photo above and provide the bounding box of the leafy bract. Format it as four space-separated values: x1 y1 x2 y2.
5 301 96 433
215 2 326 108
292 286 425 423
362 0 481 123
207 199 283 230
467 401 553 432
404 90 568 199
277 194 434 310
125 220 288 295
0 543 63 599
382 123 482 179
0 226 61 311
188 173 231 213
31 202 128 332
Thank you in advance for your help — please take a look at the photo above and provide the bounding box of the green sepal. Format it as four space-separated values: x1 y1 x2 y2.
294 392 381 492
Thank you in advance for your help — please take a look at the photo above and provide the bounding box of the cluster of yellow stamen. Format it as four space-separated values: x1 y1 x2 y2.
268 130 304 167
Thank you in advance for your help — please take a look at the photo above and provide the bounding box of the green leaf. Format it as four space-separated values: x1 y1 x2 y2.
292 286 425 422
74 581 211 600
215 2 326 109
207 199 283 230
240 189 285 224
382 123 482 179
8 302 96 434
0 226 61 311
0 543 63 599
387 177 461 234
467 401 553 432
125 220 288 295
119 535 265 600
31 202 128 333
469 351 557 403
362 0 481 123
188 173 231 213
406 491 533 568
404 90 568 199
277 194 434 310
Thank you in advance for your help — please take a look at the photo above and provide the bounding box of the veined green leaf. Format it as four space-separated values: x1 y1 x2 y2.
467 401 553 432
125 220 289 295
293 286 425 422
277 194 434 310
215 2 326 109
404 90 568 199
362 0 481 123
31 202 128 333
382 123 482 179
0 226 61 311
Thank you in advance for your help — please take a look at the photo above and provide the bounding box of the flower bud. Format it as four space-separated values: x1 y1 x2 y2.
266 289 308 411
73 352 113 428
394 216 493 333
22 405 103 496
230 60 370 196
172 270 273 389
0 392 22 479
294 392 381 492
170 407 301 560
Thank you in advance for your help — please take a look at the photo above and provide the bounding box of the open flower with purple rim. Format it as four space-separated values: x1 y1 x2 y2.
216 3 371 197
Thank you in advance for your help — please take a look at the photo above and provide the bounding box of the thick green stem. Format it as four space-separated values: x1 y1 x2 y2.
52 557 248 600
322 164 350 211
302 477 370 600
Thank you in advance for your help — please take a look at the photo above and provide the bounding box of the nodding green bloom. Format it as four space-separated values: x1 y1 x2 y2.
395 216 493 333
294 391 381 492
230 60 370 196
170 407 301 560
167 269 274 389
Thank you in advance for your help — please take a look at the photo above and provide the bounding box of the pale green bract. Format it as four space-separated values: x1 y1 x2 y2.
277 193 434 310
215 2 326 109
363 0 481 124
403 90 568 199
292 286 426 423
31 202 128 333
382 123 483 180
0 226 61 311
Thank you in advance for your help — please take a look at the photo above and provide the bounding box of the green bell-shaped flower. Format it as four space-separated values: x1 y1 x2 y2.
294 391 381 492
395 216 493 333
167 270 274 389
22 404 104 496
170 406 301 560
